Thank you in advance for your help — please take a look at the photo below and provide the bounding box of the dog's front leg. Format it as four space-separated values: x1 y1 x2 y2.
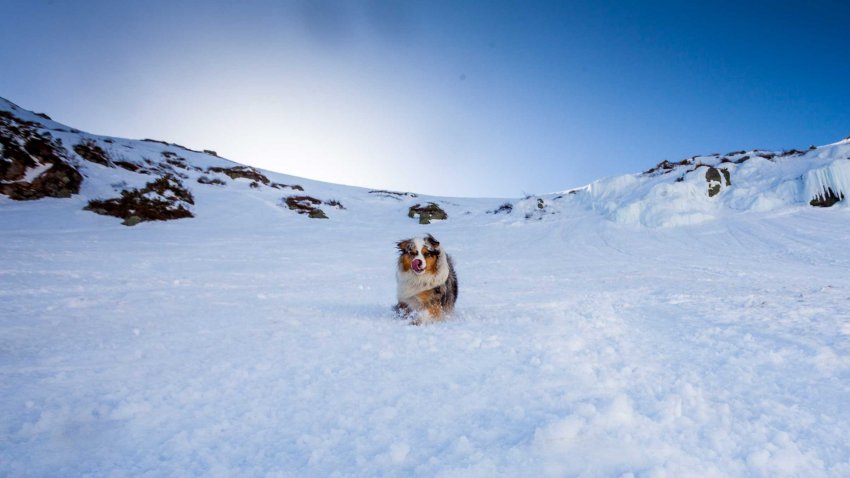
392 301 413 319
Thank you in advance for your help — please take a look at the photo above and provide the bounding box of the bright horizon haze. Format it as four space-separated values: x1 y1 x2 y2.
2 0 848 197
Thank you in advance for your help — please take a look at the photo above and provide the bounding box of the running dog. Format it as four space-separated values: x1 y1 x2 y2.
394 234 458 323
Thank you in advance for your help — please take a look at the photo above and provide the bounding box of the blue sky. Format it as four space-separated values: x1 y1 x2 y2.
1 0 848 197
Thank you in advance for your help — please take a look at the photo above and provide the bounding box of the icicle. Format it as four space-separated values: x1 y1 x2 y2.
804 160 850 206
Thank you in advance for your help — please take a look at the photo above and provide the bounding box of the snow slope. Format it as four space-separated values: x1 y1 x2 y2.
2 98 850 477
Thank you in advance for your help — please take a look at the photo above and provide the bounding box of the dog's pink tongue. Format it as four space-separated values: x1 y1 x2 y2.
412 259 423 271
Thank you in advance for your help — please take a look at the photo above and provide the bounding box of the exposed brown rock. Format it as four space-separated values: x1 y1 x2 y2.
408 202 447 224
705 166 731 198
197 175 226 186
207 165 270 185
73 139 111 166
1 111 83 200
284 195 328 218
810 188 844 207
270 182 304 191
84 174 194 225
643 158 692 175
489 202 513 214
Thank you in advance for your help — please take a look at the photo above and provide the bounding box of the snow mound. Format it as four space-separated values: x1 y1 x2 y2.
564 144 850 227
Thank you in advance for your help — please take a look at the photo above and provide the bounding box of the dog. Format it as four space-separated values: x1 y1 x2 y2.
394 234 458 323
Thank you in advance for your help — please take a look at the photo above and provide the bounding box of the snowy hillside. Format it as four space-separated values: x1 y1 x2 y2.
2 97 850 476
2 96 849 229
573 141 850 227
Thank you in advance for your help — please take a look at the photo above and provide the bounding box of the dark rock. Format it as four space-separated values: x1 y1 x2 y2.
1 162 83 200
0 111 83 200
490 202 513 214
705 167 730 197
707 184 721 197
810 188 844 207
285 195 328 218
408 202 447 224
84 174 194 225
165 158 188 169
114 160 140 172
197 175 226 186
138 156 191 178
643 158 692 175
142 138 170 146
26 162 82 199
145 175 194 204
270 182 303 191
73 139 111 166
207 166 270 185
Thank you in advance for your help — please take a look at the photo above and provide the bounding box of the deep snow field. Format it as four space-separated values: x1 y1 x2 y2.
2 97 850 476
2 189 850 477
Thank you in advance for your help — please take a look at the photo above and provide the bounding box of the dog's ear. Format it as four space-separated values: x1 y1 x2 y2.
425 234 440 248
397 239 411 253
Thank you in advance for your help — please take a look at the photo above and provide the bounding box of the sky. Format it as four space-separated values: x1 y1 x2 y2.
1 0 848 198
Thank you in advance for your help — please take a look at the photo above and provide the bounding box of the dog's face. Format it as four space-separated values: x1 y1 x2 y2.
397 234 442 276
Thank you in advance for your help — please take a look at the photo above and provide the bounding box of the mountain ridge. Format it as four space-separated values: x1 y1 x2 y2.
2 96 848 228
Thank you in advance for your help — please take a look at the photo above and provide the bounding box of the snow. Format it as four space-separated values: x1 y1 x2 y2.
4 207 850 477
2 97 850 476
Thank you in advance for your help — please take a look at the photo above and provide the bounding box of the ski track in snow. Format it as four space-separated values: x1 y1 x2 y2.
2 200 850 477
